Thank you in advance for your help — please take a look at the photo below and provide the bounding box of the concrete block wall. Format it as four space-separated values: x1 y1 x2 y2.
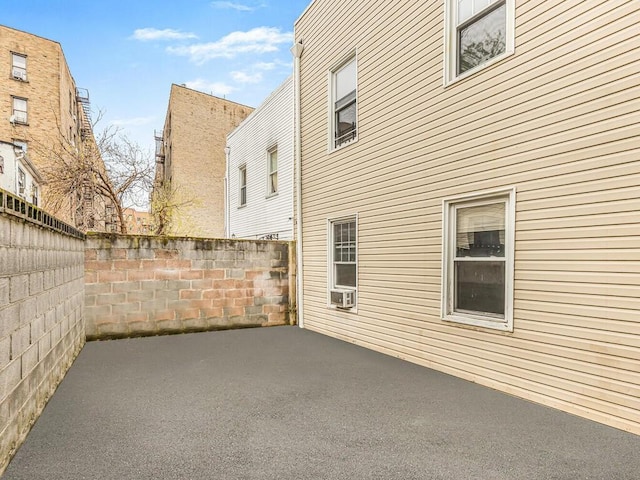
85 234 294 340
0 200 85 473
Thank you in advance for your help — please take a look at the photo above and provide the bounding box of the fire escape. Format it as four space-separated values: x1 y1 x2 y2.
76 88 93 139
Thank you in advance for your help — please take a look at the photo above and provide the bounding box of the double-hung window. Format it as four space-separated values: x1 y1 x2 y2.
17 168 26 197
329 216 357 309
331 56 357 149
238 165 247 207
442 188 515 331
12 97 28 124
445 0 515 83
11 53 27 81
267 148 277 195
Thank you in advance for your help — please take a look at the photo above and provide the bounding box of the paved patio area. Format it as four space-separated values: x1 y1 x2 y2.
3 326 639 479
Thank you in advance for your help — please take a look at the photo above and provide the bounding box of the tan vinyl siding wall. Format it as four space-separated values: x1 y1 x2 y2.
295 0 640 434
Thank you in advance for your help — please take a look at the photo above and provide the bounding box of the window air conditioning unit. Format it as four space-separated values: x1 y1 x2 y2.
330 289 356 309
12 70 26 81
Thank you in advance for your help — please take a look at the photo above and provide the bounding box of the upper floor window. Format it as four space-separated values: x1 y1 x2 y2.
239 165 247 207
331 56 357 149
445 0 515 83
12 97 28 124
11 53 27 81
31 184 39 206
267 148 277 195
17 168 26 197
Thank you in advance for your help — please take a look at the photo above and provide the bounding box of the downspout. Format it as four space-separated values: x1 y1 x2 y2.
291 40 304 328
224 146 230 237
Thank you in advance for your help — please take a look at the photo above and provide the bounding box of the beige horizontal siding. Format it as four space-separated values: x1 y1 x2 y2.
296 0 640 434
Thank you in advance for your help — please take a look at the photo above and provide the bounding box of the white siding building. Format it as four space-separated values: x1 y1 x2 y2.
226 76 294 240
0 140 42 206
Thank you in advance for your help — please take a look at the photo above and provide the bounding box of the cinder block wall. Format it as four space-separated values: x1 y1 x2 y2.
85 234 294 340
0 203 85 473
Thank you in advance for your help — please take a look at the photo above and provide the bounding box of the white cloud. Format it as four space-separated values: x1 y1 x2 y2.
253 62 276 71
211 1 258 11
132 28 198 41
111 116 156 127
185 79 236 96
167 27 293 65
230 71 263 84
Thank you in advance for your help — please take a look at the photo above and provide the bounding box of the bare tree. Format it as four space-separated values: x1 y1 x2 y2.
149 180 195 236
96 126 154 233
37 113 154 234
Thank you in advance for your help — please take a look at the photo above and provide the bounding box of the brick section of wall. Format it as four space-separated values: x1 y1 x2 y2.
84 234 294 340
0 212 85 474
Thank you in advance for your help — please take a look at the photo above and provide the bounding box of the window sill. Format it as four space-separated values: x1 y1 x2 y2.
328 304 358 314
330 136 358 153
237 204 246 209
442 313 512 332
265 192 278 199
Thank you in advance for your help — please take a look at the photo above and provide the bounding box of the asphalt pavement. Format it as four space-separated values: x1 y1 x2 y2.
3 326 640 479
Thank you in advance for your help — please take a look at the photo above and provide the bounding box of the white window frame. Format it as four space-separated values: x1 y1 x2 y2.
444 0 515 85
441 187 515 331
17 167 26 197
328 53 358 151
267 147 278 197
12 97 28 124
327 214 358 311
238 164 247 207
11 53 27 81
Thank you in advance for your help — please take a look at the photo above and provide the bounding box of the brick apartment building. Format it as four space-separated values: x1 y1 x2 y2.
123 207 152 235
0 25 115 231
153 84 252 238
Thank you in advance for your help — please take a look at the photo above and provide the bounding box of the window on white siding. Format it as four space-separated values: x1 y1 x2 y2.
328 216 357 309
31 184 38 206
239 165 247 207
11 53 27 81
442 188 515 331
267 148 277 195
12 97 28 124
445 0 514 83
331 56 357 149
17 168 26 197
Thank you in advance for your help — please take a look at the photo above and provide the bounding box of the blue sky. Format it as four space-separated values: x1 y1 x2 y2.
3 0 310 152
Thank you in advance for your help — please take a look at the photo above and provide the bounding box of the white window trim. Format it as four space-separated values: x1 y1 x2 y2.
441 187 515 331
238 164 247 208
266 146 278 198
443 0 515 86
11 52 27 81
327 52 358 152
12 97 28 124
327 214 358 312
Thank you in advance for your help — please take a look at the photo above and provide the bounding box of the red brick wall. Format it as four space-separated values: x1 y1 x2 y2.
84 234 293 340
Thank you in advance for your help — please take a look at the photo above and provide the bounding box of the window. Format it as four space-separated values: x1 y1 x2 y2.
11 53 26 81
0 156 4 174
331 56 357 149
445 0 515 83
31 184 38 206
442 188 515 331
17 168 26 197
238 165 247 207
12 97 28 124
329 216 358 308
267 148 277 195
